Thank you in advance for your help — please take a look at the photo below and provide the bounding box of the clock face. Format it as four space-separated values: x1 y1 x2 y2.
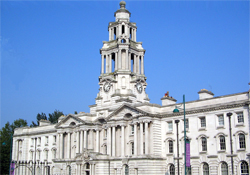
136 83 143 93
103 82 111 92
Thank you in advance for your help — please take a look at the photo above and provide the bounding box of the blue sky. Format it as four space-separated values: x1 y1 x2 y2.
1 1 249 127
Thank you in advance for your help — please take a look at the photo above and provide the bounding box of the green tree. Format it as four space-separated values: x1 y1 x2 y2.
30 112 47 127
48 110 64 124
0 119 28 175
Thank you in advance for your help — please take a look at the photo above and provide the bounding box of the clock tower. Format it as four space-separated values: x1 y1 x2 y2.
94 1 149 111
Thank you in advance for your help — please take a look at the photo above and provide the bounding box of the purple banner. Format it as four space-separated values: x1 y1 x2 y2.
10 162 15 175
186 142 191 167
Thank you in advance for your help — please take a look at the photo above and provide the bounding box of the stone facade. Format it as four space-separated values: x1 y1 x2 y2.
12 1 250 175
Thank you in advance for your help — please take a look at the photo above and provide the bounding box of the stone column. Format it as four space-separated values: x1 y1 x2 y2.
134 123 137 156
76 131 80 153
128 52 131 71
118 50 121 69
140 122 143 155
68 132 71 158
84 130 87 149
76 164 79 175
80 130 84 153
96 129 100 152
134 55 137 73
137 56 140 74
125 50 128 70
109 54 112 73
107 127 112 155
101 55 104 74
115 52 118 71
141 55 144 74
145 122 149 154
109 28 111 41
57 133 60 158
106 55 109 74
121 125 125 156
112 126 116 156
134 29 137 41
60 133 63 159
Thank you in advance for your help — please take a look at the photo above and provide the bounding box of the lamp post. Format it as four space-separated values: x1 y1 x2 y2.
227 112 234 175
175 119 180 175
173 95 187 175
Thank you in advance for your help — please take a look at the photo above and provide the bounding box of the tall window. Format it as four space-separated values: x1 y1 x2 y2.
46 136 49 144
131 142 134 155
168 122 173 132
200 117 206 127
53 149 56 159
241 161 249 175
185 119 189 129
218 115 224 126
143 142 145 154
237 112 244 123
201 137 207 151
131 125 134 135
125 165 129 175
104 129 107 138
169 140 173 153
221 162 228 175
170 164 175 175
45 150 48 160
203 163 209 175
239 134 246 149
219 136 226 150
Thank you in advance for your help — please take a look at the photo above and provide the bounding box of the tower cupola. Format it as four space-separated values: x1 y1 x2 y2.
114 1 131 22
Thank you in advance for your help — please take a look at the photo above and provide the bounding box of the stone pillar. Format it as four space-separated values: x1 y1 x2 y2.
137 56 140 74
141 55 144 74
118 50 121 69
109 28 111 41
145 122 149 154
68 133 71 158
134 29 137 41
140 122 143 155
57 133 60 158
106 55 109 74
112 28 114 40
125 50 129 70
84 130 87 149
80 130 84 153
121 125 125 156
109 54 112 73
134 123 137 156
115 52 118 71
108 127 112 155
76 131 80 153
96 129 100 152
60 133 63 159
134 55 137 73
128 52 131 71
76 164 79 175
112 126 116 156
101 55 104 74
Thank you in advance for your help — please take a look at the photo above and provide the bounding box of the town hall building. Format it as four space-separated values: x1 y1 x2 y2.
12 1 250 175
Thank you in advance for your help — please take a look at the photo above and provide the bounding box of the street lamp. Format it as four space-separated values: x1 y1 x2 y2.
227 112 234 175
175 119 180 175
173 95 188 175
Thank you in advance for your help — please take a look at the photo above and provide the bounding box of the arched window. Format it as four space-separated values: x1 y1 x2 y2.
203 163 209 175
239 134 246 149
169 140 173 153
201 137 207 151
220 136 226 150
70 122 76 126
221 162 228 175
170 164 175 175
241 161 249 175
125 164 129 175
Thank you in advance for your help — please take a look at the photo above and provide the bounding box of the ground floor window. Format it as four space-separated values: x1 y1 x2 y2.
170 164 175 175
203 163 209 175
221 162 228 175
125 164 129 175
241 161 249 175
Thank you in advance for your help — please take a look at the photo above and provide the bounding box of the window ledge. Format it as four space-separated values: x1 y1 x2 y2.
199 151 207 154
216 126 225 129
129 134 134 137
167 153 173 156
166 131 173 134
237 148 246 152
217 150 226 153
31 145 33 147
53 143 56 145
45 143 48 146
182 130 189 133
37 144 41 147
103 138 107 140
236 123 244 127
199 127 206 131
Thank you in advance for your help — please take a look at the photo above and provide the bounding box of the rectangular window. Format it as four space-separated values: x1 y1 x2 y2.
169 140 173 153
219 136 226 150
131 125 134 135
200 117 206 128
218 115 224 126
237 112 244 123
239 134 246 149
168 122 173 132
201 137 207 151
131 142 134 155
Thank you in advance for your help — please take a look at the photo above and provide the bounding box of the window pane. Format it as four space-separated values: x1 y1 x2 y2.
241 161 249 175
169 140 173 153
168 122 173 131
200 117 206 127
237 113 244 123
220 136 226 150
203 163 209 175
125 165 129 175
186 119 189 129
239 134 246 149
202 137 207 151
218 115 224 126
221 162 228 175
170 164 175 175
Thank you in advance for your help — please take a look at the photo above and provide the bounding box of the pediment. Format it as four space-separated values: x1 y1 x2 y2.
106 104 148 121
55 115 84 128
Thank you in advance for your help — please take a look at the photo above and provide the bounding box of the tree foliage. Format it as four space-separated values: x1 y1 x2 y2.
0 119 28 174
30 112 47 127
